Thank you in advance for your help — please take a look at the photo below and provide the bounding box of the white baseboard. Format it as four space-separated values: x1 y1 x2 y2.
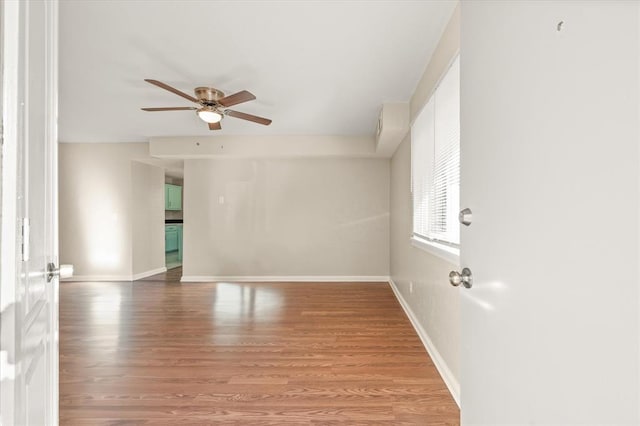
180 275 390 283
62 275 133 282
132 267 167 281
388 278 460 407
63 267 167 282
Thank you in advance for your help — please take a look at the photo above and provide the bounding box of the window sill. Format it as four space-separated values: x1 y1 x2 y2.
410 236 460 265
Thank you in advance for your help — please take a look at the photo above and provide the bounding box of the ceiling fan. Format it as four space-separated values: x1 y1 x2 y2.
141 79 272 130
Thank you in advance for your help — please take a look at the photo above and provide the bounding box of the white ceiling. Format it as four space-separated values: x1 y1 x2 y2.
59 0 456 143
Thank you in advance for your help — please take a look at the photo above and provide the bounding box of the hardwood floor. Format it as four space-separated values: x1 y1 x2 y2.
60 269 460 425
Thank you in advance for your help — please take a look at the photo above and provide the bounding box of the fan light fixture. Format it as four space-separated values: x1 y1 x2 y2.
197 107 223 124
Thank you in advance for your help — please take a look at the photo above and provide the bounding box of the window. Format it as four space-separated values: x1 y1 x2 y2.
411 56 460 259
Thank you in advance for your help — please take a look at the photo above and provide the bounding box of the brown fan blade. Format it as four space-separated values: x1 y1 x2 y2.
218 90 256 107
226 110 272 126
141 107 197 111
144 79 199 103
208 121 222 131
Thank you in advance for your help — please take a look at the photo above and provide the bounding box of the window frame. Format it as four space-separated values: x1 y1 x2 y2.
410 54 460 264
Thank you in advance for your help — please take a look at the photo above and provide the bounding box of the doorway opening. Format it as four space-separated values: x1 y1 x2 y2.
164 174 183 270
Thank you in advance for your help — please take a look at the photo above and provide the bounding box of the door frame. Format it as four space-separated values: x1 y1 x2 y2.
1 2 22 424
1 0 60 424
46 0 60 421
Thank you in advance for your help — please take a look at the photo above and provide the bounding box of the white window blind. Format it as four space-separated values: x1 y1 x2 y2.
412 56 460 246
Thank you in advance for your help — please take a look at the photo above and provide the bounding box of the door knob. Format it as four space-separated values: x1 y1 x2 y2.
459 208 473 226
47 263 74 282
449 267 473 288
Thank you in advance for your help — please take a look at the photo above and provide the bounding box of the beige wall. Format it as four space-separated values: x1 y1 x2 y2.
389 3 460 399
182 158 389 279
132 161 165 276
150 135 378 159
410 4 460 122
59 143 165 280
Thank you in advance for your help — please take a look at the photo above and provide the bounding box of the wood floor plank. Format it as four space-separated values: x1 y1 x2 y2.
59 268 460 424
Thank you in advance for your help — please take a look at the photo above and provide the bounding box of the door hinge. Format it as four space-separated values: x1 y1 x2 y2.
21 218 30 261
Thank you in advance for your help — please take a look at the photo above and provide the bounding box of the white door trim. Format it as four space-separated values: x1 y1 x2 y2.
1 1 22 423
45 1 60 421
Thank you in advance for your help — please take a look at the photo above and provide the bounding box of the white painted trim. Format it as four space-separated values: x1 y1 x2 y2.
1 3 20 425
45 1 60 424
411 235 460 265
64 273 389 283
62 267 168 282
62 275 134 282
637 0 640 416
132 267 167 281
180 275 390 283
388 278 461 407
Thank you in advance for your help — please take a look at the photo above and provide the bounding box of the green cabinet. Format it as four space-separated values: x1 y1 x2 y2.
165 225 179 252
165 184 182 211
177 225 183 261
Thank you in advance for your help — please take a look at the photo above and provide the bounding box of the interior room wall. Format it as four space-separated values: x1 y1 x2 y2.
132 161 165 277
59 142 164 280
182 157 390 280
165 176 183 185
150 135 377 158
389 3 461 402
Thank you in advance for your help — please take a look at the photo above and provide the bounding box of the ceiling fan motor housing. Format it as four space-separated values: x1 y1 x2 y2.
195 87 225 105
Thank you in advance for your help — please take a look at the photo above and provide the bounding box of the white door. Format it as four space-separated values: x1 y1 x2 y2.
460 1 639 424
1 0 61 425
